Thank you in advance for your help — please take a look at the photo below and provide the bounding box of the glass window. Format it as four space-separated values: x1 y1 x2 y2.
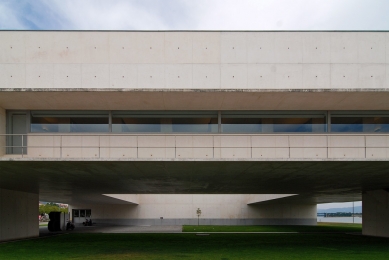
222 114 326 133
73 210 79 217
31 111 109 133
112 112 218 133
86 210 91 218
331 117 389 132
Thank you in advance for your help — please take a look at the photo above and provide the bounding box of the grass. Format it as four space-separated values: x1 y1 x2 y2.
1 228 388 259
182 223 362 233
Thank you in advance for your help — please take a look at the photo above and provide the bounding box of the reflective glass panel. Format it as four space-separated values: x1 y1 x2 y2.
222 117 326 133
31 114 109 133
112 115 218 133
331 117 389 132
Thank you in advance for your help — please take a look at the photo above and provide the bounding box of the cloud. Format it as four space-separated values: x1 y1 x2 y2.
0 0 388 30
0 0 29 29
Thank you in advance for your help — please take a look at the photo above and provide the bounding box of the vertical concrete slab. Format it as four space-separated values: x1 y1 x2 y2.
192 32 221 64
25 64 54 89
192 64 221 89
247 32 275 64
108 32 138 64
274 32 303 64
0 189 39 242
330 32 358 63
357 32 386 64
220 64 248 89
164 32 193 64
81 64 110 88
25 31 54 63
358 64 386 89
52 32 83 64
53 64 82 89
302 32 331 64
81 32 110 64
0 64 26 89
0 31 26 63
247 64 276 89
362 189 389 238
221 32 247 64
0 106 5 156
302 64 331 89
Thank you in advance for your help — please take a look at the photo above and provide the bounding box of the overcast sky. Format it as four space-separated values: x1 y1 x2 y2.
1 0 389 30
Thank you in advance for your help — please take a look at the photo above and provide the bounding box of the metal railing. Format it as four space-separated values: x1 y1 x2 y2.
0 133 388 159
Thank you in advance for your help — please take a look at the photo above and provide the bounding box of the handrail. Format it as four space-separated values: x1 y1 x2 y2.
1 133 388 159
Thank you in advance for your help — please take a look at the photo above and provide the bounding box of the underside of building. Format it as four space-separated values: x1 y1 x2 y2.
0 30 388 241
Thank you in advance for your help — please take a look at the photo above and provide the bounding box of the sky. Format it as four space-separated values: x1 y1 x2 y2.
317 201 362 210
0 0 389 30
0 0 377 210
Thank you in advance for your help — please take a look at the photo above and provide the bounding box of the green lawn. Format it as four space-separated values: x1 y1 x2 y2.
1 232 388 260
182 223 362 233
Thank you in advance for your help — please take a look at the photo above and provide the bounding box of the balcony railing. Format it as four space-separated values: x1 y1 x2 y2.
0 133 388 159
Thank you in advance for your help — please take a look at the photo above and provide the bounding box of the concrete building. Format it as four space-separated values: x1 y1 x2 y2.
0 30 388 241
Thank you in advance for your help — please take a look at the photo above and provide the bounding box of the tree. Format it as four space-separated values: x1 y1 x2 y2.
39 203 68 215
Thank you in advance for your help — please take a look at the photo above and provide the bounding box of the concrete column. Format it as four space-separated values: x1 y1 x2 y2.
0 107 5 156
0 188 39 242
362 189 389 237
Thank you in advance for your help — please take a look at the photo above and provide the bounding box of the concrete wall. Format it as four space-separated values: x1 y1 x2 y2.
362 189 389 238
0 107 5 156
18 134 389 160
0 188 39 242
0 31 388 90
69 194 317 226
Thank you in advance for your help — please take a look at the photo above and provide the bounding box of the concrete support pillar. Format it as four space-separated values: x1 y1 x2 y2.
0 188 39 242
362 189 389 237
0 106 6 156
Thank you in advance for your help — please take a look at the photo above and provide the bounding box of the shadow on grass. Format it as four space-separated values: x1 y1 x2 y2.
1 231 388 260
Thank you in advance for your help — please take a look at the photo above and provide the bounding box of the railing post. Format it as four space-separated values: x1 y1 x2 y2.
288 135 290 158
250 135 252 158
326 135 329 159
21 134 24 158
364 135 366 159
60 135 62 158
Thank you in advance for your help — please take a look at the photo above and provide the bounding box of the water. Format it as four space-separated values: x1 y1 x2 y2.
317 216 362 224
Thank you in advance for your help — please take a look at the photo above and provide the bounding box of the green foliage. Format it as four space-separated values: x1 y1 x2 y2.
39 203 68 215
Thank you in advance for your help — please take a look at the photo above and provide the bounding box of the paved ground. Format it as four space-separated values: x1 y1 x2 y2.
39 225 183 235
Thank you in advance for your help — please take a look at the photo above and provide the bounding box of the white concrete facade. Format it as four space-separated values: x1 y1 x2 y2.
0 31 389 90
0 31 389 240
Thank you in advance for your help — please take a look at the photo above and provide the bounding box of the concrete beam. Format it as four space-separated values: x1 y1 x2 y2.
103 194 139 205
1 89 389 111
